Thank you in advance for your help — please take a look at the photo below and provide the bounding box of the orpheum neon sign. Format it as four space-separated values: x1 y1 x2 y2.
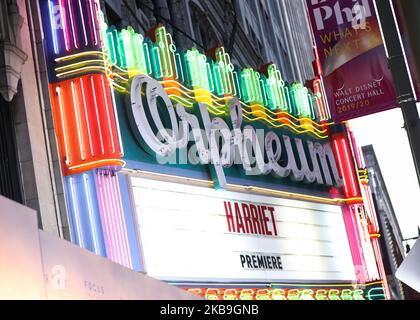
130 75 343 189
42 0 360 197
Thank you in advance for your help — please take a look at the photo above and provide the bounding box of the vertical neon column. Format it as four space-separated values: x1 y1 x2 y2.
331 123 389 297
40 0 138 270
347 126 391 299
330 123 367 284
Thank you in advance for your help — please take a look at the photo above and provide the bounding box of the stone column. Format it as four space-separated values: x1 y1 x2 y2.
0 0 27 102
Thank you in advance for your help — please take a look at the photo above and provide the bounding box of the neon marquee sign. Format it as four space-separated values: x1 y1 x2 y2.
38 0 386 291
130 75 343 188
98 12 346 191
40 0 364 199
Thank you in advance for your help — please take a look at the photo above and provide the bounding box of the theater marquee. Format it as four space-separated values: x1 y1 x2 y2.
38 0 388 300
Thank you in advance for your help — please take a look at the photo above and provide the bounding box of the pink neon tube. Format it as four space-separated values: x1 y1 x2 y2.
58 0 70 51
342 205 368 284
95 170 133 269
110 173 132 268
95 172 115 262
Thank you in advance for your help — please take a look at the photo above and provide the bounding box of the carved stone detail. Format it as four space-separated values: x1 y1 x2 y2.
0 0 28 102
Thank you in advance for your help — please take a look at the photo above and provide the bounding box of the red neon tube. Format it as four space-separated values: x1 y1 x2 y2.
331 125 362 201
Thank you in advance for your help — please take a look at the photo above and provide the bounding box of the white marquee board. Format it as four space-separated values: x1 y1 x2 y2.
130 177 356 283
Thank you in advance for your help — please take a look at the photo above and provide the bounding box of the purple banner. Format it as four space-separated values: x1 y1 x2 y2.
306 0 398 122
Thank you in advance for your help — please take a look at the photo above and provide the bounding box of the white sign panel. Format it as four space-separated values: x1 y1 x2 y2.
40 231 199 300
0 196 45 299
130 177 357 283
0 196 197 300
